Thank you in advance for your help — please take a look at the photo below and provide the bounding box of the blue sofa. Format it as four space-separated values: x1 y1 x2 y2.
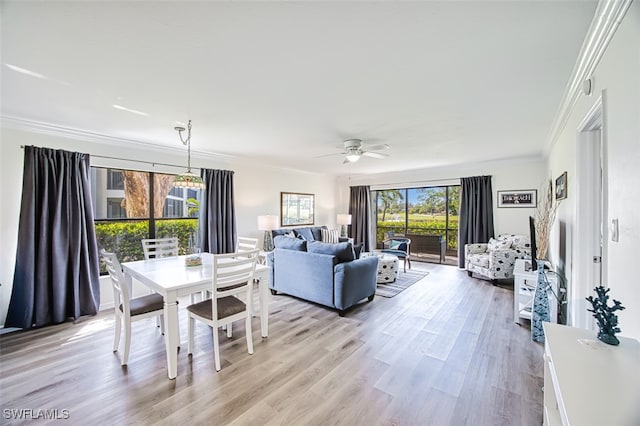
268 236 378 316
271 225 350 243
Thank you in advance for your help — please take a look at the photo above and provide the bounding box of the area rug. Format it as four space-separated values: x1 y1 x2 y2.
376 270 430 298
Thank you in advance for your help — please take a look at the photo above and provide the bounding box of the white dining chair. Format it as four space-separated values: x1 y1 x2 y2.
186 249 259 371
142 237 201 305
101 249 165 366
141 237 179 259
237 237 259 253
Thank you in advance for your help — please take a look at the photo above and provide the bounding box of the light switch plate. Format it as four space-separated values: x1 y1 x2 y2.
611 218 619 242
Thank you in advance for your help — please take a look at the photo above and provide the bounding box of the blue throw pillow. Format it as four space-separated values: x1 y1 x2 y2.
353 243 363 259
307 241 355 263
296 227 315 241
389 240 407 252
311 227 325 241
274 235 307 251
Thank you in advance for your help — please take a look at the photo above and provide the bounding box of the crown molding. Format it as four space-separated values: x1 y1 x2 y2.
544 0 632 155
0 115 329 177
0 115 235 161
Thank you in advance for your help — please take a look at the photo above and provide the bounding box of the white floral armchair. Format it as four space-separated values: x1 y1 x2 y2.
465 234 531 281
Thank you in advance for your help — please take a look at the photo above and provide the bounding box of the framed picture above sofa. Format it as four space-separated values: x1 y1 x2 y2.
281 192 314 226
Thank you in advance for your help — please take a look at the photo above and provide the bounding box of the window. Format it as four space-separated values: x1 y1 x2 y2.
91 167 201 273
106 198 126 219
106 169 124 190
373 185 460 261
163 198 184 217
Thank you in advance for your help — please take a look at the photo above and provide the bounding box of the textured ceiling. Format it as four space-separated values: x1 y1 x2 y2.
1 1 597 175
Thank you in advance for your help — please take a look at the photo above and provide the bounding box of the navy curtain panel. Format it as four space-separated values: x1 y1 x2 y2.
349 185 372 252
458 175 495 268
6 146 100 329
200 169 237 254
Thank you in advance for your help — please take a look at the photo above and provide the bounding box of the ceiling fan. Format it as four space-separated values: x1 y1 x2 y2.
320 139 391 163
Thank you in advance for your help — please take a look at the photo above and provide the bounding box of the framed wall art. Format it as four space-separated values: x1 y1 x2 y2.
280 192 315 226
555 172 567 200
497 189 537 208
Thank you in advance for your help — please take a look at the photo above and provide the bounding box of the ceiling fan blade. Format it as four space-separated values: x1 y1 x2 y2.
315 151 346 158
362 151 389 159
363 144 390 151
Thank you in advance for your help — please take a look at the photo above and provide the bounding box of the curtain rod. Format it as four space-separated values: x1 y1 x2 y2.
20 145 186 170
366 177 461 189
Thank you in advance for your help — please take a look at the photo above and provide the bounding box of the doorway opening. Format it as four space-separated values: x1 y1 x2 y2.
573 94 607 330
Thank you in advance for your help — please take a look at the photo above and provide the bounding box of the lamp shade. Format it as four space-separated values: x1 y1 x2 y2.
257 215 279 231
337 214 352 225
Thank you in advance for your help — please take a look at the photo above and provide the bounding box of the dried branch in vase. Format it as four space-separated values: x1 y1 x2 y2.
535 180 558 260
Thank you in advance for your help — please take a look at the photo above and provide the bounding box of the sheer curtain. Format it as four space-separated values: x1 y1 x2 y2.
199 169 237 254
349 185 373 251
5 146 100 329
458 175 495 268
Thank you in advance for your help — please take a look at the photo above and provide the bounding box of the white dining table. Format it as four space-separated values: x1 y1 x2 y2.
121 253 270 379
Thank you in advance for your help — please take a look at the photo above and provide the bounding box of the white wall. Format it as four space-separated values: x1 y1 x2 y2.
0 126 337 325
337 156 546 237
547 1 639 339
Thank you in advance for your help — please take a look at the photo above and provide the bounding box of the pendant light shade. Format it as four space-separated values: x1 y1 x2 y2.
174 120 205 189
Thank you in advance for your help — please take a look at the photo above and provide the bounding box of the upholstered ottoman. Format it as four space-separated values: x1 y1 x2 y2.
361 252 399 283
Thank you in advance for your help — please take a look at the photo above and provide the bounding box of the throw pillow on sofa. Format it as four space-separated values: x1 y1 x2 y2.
320 228 340 243
487 238 510 251
274 235 307 251
353 243 363 259
307 241 354 263
295 227 315 241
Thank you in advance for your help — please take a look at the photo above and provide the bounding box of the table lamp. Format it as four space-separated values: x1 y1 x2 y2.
337 214 352 238
257 215 279 251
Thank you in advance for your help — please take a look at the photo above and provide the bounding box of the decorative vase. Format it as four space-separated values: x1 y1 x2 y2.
531 262 550 343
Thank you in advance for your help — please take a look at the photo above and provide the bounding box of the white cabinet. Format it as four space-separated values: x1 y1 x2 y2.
513 259 558 324
542 323 640 426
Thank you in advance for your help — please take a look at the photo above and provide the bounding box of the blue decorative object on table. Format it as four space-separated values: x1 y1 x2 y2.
586 286 625 346
531 262 550 342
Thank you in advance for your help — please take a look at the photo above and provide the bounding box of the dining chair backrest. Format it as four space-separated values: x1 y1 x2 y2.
142 237 179 260
100 249 131 314
237 237 259 253
212 249 259 295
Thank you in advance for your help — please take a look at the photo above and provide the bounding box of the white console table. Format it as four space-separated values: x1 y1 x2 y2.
542 323 640 425
513 258 558 324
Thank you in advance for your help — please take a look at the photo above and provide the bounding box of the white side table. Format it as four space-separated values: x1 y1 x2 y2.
513 258 558 324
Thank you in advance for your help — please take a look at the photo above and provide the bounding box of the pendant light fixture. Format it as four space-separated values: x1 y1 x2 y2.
174 120 205 189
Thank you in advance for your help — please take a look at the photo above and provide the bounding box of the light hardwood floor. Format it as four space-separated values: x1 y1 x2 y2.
0 263 544 425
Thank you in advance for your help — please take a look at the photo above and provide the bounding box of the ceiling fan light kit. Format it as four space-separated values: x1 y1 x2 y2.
331 138 391 164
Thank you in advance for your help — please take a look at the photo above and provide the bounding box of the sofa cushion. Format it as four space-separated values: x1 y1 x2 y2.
296 227 315 241
321 228 340 243
310 227 324 241
389 240 408 252
272 229 290 239
488 238 510 251
307 241 354 263
274 235 307 251
353 243 363 259
498 234 530 250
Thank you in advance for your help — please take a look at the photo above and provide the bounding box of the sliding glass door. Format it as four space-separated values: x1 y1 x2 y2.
373 185 460 262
